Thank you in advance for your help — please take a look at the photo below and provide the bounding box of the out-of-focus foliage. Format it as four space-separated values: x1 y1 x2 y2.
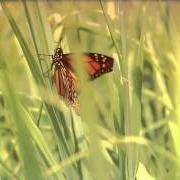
0 1 180 180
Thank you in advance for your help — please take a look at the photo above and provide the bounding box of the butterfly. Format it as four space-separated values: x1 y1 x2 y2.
51 48 114 112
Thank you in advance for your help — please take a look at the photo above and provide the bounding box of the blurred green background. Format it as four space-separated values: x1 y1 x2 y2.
0 1 180 180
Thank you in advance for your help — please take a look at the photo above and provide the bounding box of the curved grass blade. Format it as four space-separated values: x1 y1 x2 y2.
1 2 44 87
1 69 43 180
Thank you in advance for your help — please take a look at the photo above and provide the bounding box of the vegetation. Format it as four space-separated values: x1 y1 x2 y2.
0 1 180 180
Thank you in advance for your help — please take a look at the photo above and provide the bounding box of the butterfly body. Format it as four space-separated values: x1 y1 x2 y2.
51 48 114 111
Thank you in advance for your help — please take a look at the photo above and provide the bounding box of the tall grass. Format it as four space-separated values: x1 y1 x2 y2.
0 1 180 180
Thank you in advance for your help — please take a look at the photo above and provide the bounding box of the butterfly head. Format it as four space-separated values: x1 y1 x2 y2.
54 48 63 58
51 48 64 69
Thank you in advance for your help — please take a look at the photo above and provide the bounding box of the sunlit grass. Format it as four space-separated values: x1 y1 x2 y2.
0 1 180 180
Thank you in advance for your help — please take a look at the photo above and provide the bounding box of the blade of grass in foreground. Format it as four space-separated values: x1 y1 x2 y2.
1 2 44 86
0 69 43 179
99 1 128 179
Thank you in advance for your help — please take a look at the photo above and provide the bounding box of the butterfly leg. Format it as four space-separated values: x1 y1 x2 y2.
51 62 55 70
38 53 52 57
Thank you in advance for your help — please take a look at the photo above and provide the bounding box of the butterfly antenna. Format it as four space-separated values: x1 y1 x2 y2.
38 54 52 57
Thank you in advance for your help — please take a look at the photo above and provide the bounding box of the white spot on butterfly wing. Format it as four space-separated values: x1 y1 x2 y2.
102 57 107 62
93 54 99 61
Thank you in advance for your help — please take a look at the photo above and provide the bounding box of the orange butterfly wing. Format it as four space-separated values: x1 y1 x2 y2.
83 53 114 79
63 53 114 79
54 63 79 112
